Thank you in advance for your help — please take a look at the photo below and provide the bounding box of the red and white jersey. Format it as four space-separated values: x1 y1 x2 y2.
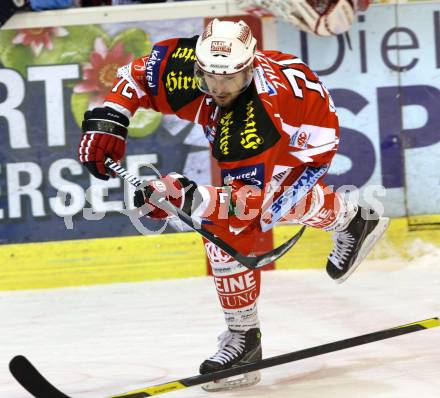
104 36 340 232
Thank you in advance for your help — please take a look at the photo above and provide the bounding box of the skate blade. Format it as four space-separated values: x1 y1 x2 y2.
201 370 261 392
336 217 390 284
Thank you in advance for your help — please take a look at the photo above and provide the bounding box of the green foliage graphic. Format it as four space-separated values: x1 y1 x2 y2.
0 25 161 137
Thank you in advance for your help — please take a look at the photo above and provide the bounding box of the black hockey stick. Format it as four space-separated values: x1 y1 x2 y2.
104 158 305 270
9 317 439 398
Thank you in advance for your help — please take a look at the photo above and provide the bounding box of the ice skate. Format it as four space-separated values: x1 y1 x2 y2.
200 328 262 392
327 207 390 283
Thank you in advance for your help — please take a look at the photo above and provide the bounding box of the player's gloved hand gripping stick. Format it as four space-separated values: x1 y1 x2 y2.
104 158 305 270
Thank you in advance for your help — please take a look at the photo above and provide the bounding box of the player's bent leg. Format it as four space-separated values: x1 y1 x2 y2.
285 182 390 282
201 234 262 391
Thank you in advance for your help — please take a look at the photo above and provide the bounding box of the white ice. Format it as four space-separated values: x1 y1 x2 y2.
1 245 440 398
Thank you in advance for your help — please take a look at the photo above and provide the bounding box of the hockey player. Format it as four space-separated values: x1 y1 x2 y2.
78 19 389 391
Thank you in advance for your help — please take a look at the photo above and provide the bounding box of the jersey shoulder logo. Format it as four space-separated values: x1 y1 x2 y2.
254 66 277 96
145 45 168 96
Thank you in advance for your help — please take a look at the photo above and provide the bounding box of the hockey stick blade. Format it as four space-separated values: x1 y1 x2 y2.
104 158 305 269
10 317 439 398
9 355 70 398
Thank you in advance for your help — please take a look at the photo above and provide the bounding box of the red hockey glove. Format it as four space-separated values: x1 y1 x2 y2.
133 174 198 219
78 107 129 180
227 180 263 232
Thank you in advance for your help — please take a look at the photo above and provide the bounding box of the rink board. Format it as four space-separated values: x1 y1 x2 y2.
274 215 440 270
1 215 439 291
0 232 207 291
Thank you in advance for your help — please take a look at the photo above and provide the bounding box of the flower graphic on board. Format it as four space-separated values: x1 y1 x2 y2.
12 27 68 57
74 37 134 107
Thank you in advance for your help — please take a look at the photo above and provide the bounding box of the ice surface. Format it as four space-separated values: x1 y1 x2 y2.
1 250 439 398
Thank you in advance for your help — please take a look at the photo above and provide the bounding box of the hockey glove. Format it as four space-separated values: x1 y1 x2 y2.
78 107 129 180
133 174 198 219
226 180 262 233
236 0 360 36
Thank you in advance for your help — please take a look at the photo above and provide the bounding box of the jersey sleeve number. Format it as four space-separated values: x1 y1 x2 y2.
281 68 325 100
111 79 134 99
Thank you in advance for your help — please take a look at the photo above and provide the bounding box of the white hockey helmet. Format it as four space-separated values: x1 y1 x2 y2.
194 19 257 96
195 19 257 74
